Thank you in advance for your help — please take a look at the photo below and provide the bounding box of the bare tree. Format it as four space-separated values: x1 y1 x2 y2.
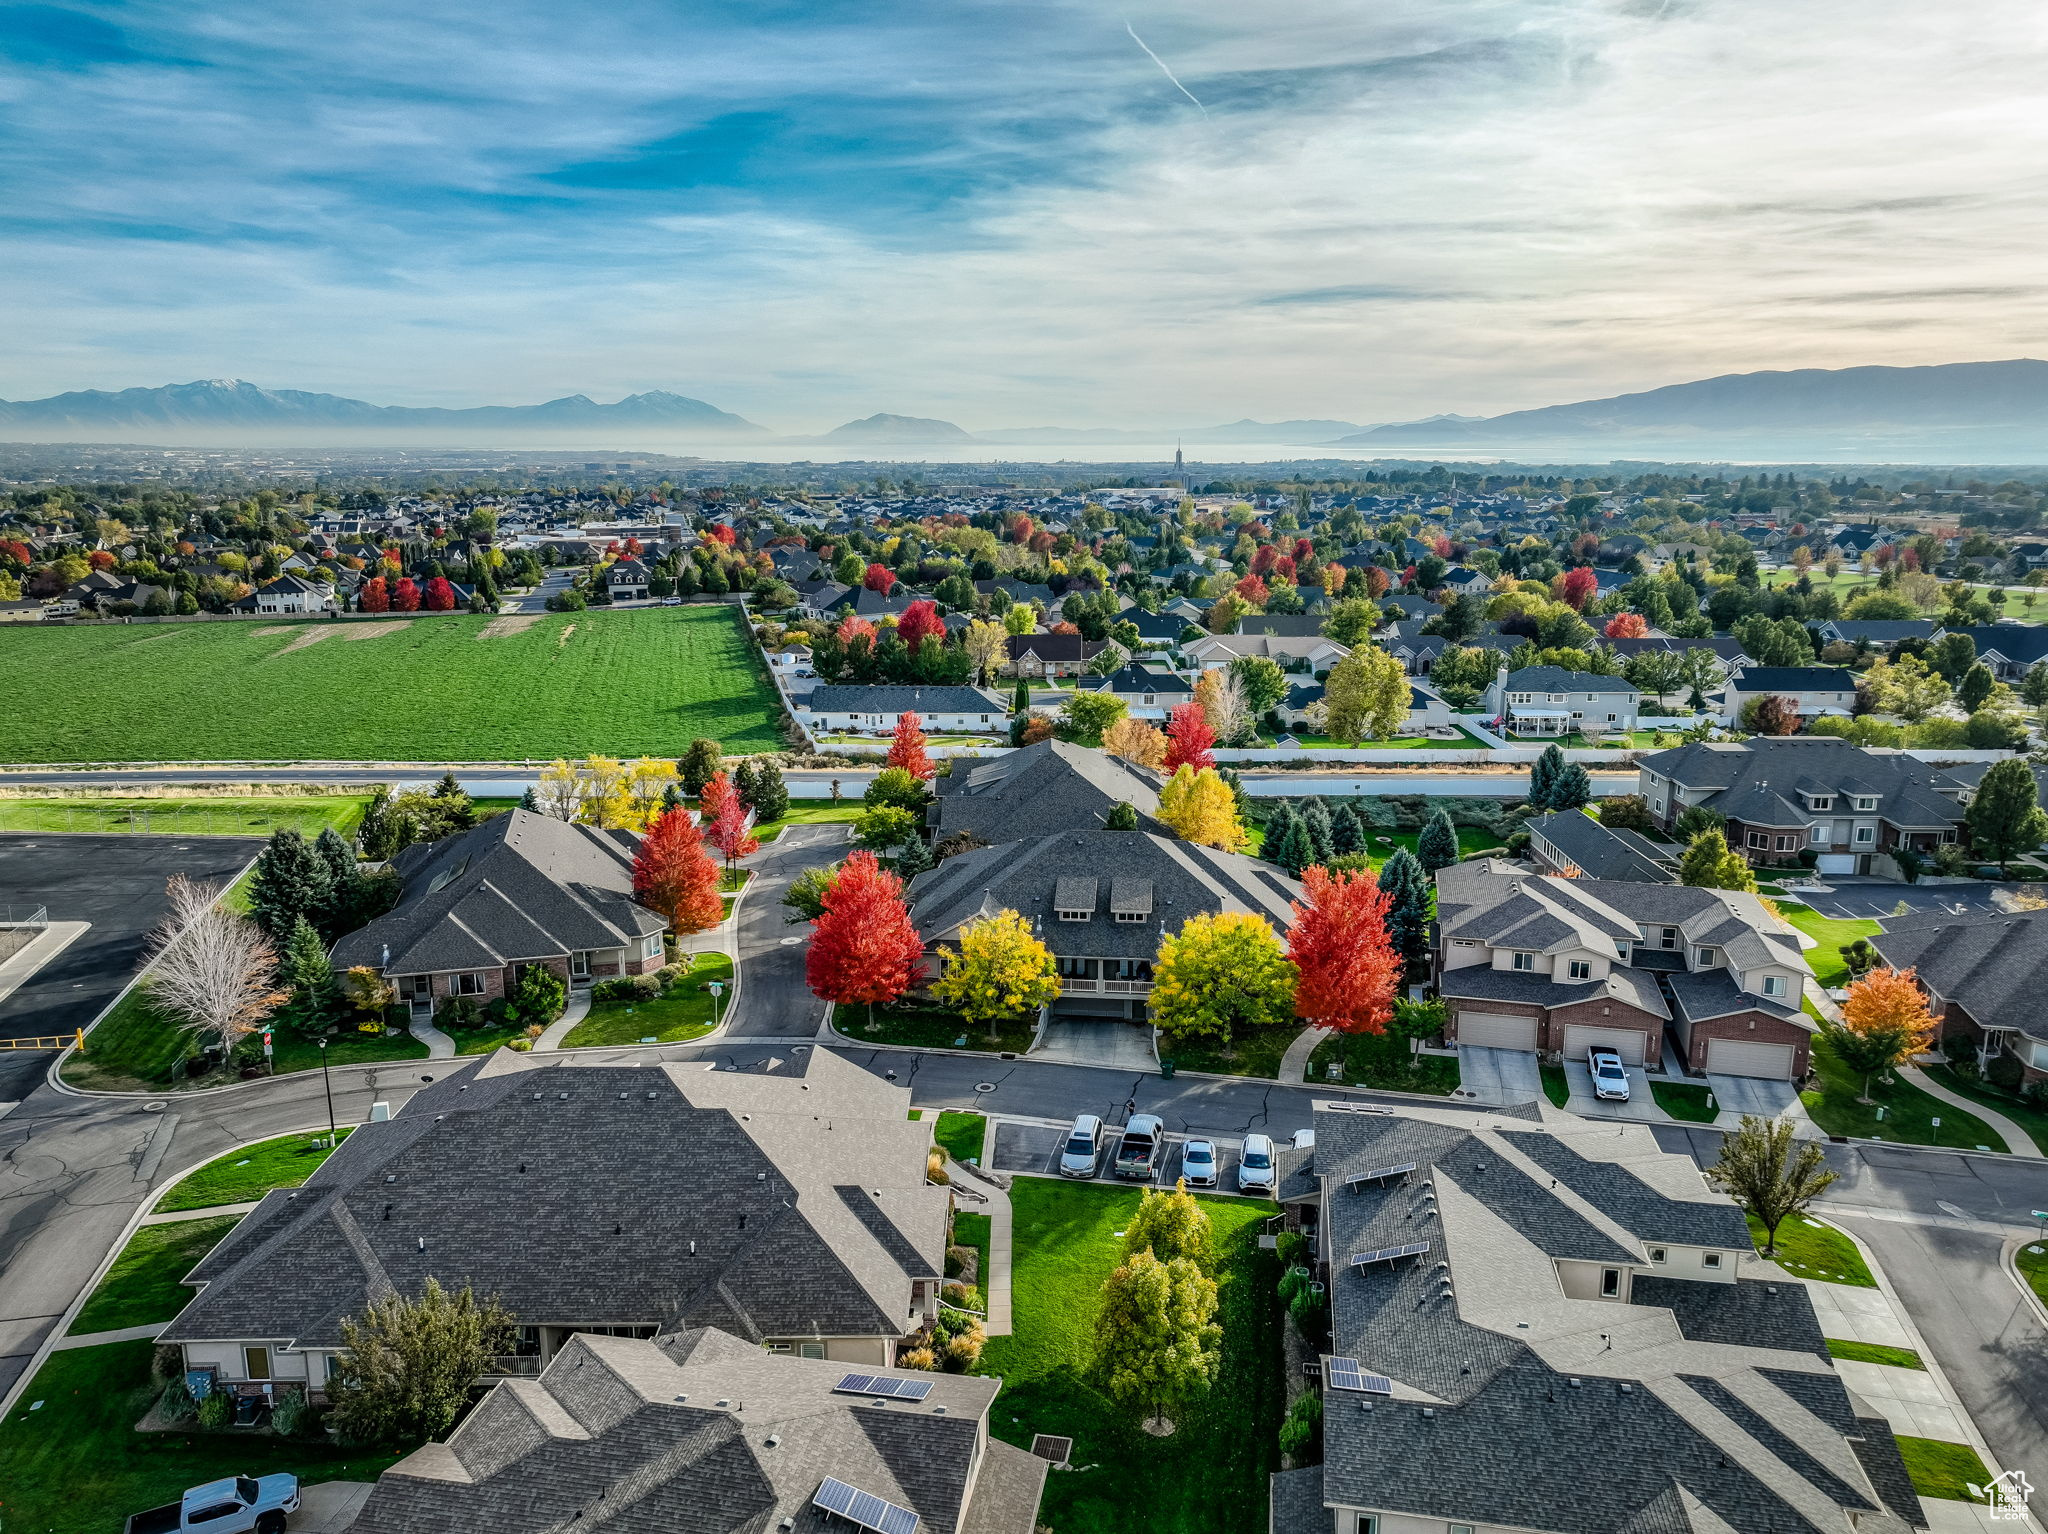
141 875 284 1058
1206 670 1253 745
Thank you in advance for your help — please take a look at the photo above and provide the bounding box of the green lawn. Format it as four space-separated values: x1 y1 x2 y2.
1160 1027 1296 1080
1268 726 1487 750
1244 819 1505 872
0 795 372 837
1895 1435 1995 1503
63 987 426 1092
1801 1031 2004 1151
2015 1241 2048 1308
934 1110 987 1166
451 1023 529 1056
1748 1212 1876 1287
1541 1063 1571 1107
952 1209 992 1294
1305 1030 1459 1094
976 1179 1282 1534
559 953 733 1047
1922 1066 2048 1156
1772 903 1885 989
155 1128 354 1213
834 1000 1037 1053
70 1216 241 1335
0 1342 390 1534
1651 1081 1718 1122
1826 1338 1924 1370
752 803 862 843
0 606 782 761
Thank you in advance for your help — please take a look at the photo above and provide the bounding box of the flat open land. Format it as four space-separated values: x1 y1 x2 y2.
0 606 782 761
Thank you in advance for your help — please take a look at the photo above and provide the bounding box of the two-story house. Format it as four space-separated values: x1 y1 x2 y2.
1071 662 1195 720
1637 737 1968 875
604 557 652 601
1483 665 1642 736
158 1051 948 1402
905 830 1299 1021
1270 1106 1925 1534
1182 631 1350 675
1873 906 2048 1086
1716 665 1858 726
1434 860 1815 1078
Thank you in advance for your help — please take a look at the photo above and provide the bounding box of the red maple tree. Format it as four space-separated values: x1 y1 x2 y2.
864 563 896 594
1322 563 1348 596
701 771 760 867
888 712 934 780
1288 866 1399 1034
1432 534 1455 559
1162 702 1216 773
86 549 116 570
1251 544 1279 577
392 577 421 612
836 614 878 646
805 851 926 1016
358 577 390 613
633 806 723 934
703 524 737 547
1559 567 1598 611
1603 612 1648 639
1364 565 1391 599
1235 573 1270 607
423 576 457 611
897 599 945 653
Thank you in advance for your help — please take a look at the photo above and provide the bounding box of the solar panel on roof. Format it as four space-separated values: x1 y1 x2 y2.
833 1374 933 1401
1345 1162 1418 1190
1324 1356 1364 1390
1349 1241 1429 1267
815 1477 920 1534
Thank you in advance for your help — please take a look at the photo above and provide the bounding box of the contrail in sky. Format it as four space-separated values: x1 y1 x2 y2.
1126 21 1209 117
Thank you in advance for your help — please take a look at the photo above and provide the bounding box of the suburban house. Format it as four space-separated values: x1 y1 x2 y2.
347 1326 1047 1534
1716 665 1858 726
158 1051 948 1398
1379 623 1521 676
1238 614 1330 637
1637 737 1968 875
1183 631 1350 674
330 808 668 1015
1434 860 1816 1078
1274 678 1457 737
1270 1107 1925 1534
927 739 1165 845
906 829 1300 1020
797 683 1008 736
1813 618 1939 651
1482 665 1642 736
1004 631 1121 678
791 578 855 619
1937 622 2048 682
1526 809 1677 883
1072 662 1194 720
604 557 652 600
1873 907 2048 1086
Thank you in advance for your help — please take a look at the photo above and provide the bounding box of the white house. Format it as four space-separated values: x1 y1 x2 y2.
1482 665 1642 736
1182 631 1350 675
797 684 1010 736
1715 666 1857 726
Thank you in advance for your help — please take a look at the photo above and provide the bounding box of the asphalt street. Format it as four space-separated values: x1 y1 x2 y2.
721 820 847 1038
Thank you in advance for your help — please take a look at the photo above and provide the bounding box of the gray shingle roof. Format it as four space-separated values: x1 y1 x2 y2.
1873 907 2048 1044
803 684 1007 715
1724 667 1855 692
1502 666 1642 695
1528 811 1676 883
330 809 664 977
1638 738 1968 833
161 1051 943 1352
930 739 1165 843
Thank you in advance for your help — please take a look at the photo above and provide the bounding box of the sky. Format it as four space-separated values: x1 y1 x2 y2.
2 0 2046 432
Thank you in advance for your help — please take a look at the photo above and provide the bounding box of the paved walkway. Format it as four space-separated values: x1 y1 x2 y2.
533 988 592 1051
946 1154 1014 1338
410 1015 456 1059
141 1200 258 1225
1277 1027 1321 1086
53 1320 167 1350
1902 1065 2045 1159
0 921 89 1008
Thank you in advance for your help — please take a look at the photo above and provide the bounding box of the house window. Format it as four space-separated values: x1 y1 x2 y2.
1660 927 1679 950
1648 1247 1667 1263
1810 824 1828 845
1854 797 1877 811
1746 831 1770 850
570 952 591 978
1855 825 1875 844
1114 911 1146 924
1601 1269 1622 1297
456 972 486 996
243 1346 272 1380
1698 948 1718 968
1774 835 1797 852
1810 797 1833 811
1057 908 1090 922
1567 960 1591 980
1703 1252 1723 1270
799 1343 827 1360
1511 952 1535 971
1762 975 1786 997
1354 1519 1378 1534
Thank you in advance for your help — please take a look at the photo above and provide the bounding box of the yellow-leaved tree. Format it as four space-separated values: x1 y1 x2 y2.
626 757 680 827
1156 766 1247 851
1323 645 1412 742
1150 911 1297 1056
1103 716 1168 769
930 909 1062 1043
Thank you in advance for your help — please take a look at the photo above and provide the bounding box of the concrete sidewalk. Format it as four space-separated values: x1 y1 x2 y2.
532 987 593 1050
1901 1065 2044 1159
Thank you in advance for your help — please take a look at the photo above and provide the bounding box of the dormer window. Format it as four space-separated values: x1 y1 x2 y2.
1511 951 1535 972
1697 948 1718 967
1853 796 1877 811
1808 796 1833 811
1057 908 1091 922
1567 960 1591 980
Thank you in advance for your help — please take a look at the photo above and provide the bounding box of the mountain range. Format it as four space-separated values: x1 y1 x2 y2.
0 362 2044 456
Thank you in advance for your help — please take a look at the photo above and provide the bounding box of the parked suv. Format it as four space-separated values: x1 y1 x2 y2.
1180 1138 1219 1188
1058 1114 1104 1178
1236 1132 1277 1194
1588 1046 1631 1102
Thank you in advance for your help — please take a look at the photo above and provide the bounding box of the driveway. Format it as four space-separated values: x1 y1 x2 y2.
1562 1059 1663 1121
1033 1019 1157 1071
1704 1072 1823 1138
1792 880 2009 920
721 822 848 1038
1456 1045 1541 1106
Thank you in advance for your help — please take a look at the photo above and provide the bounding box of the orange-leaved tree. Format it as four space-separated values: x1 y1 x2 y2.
1287 866 1399 1034
805 850 926 1028
703 770 759 870
888 711 934 780
1830 965 1938 1102
1603 612 1648 639
632 806 722 937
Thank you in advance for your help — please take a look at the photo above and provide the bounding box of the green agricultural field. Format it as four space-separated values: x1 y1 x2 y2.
0 607 782 762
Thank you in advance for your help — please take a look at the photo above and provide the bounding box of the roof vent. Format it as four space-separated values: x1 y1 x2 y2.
533 1092 542 1100
417 1237 426 1251
1421 1408 1435 1418
1620 1383 1634 1394
933 1404 947 1415
559 1092 570 1100
647 1091 657 1099
674 1394 689 1403
716 1398 731 1408
619 1093 629 1100
385 1175 397 1184
765 1434 780 1447
1568 1378 1582 1389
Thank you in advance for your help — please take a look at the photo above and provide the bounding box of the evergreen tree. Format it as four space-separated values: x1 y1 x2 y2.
519 786 540 813
280 914 338 1027
1273 817 1316 876
1416 808 1459 872
730 758 758 817
1011 676 1031 715
1958 662 1995 714
893 834 933 879
1105 800 1139 830
248 829 334 946
1377 848 1431 968
1262 800 1299 861
1329 802 1365 857
742 758 789 822
661 782 684 812
1298 798 1335 865
313 826 363 937
1964 756 2048 873
1529 744 1566 811
1216 766 1250 823
1549 762 1593 811
358 788 399 862
677 738 725 797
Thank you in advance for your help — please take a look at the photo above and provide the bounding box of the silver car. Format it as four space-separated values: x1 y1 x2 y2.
1237 1132 1277 1194
1058 1114 1103 1178
1180 1138 1219 1188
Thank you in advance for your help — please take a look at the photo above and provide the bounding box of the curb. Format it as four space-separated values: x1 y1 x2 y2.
2002 1236 2048 1331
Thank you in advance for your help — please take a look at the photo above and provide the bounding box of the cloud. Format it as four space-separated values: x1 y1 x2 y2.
0 0 2045 427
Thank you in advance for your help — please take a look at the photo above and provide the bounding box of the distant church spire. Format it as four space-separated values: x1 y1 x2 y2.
1174 440 1185 486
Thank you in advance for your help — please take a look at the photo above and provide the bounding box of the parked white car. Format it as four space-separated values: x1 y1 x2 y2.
1588 1046 1631 1102
1058 1113 1104 1178
1180 1138 1219 1188
1236 1133 1277 1194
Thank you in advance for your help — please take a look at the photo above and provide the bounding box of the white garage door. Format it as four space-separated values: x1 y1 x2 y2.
1815 854 1858 875
1457 1011 1538 1051
1563 1025 1649 1065
1706 1037 1796 1079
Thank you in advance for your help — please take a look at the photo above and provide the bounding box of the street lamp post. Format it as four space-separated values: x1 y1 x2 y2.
316 1038 337 1147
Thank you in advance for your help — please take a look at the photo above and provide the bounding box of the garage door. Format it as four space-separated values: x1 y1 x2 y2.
1457 1011 1538 1051
1706 1037 1796 1079
1562 1025 1648 1065
1815 854 1858 875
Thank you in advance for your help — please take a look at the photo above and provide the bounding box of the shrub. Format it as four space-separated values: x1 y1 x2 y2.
1288 1282 1328 1343
899 1345 938 1371
656 960 694 992
1598 795 1655 833
1278 1391 1323 1461
270 1386 310 1435
945 1243 973 1279
592 974 661 1004
152 1342 185 1385
2025 1080 2048 1111
436 995 482 1030
926 1149 949 1184
1503 830 1531 855
1275 1230 1308 1268
197 1391 232 1429
941 1281 984 1312
941 1329 985 1372
157 1380 198 1423
1278 1265 1312 1307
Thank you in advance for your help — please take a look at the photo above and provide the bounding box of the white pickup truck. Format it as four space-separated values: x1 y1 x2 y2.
127 1475 300 1534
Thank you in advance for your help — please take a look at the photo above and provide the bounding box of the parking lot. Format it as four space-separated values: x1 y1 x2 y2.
0 832 264 1048
988 1115 1265 1194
